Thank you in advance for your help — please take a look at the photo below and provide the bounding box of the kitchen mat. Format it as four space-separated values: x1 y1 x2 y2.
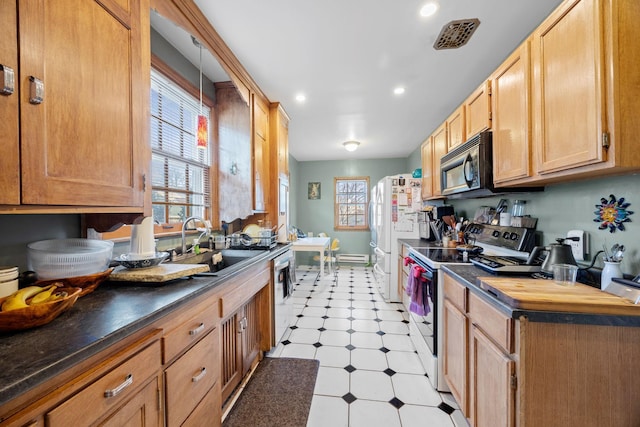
223 357 319 427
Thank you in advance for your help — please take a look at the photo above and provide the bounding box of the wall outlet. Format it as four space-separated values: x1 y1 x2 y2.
567 230 588 261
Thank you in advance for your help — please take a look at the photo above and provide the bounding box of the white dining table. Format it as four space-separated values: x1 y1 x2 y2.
291 237 331 277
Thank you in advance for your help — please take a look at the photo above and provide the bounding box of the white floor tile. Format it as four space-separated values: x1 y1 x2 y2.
350 370 396 402
326 307 353 318
314 345 351 368
301 306 328 317
386 351 427 375
350 348 389 371
319 330 351 346
376 310 406 321
350 300 376 309
350 308 378 320
451 409 471 427
328 299 352 308
295 316 326 329
279 343 317 359
349 399 401 427
288 328 322 344
323 318 352 330
382 333 416 351
306 395 349 427
378 320 410 335
351 319 381 333
441 392 460 410
306 297 331 307
391 373 443 406
314 366 351 397
399 404 456 427
350 332 384 349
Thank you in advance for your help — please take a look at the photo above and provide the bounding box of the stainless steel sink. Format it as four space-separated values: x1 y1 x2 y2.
169 249 267 275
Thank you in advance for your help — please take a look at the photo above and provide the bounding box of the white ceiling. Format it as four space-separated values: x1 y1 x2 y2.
159 0 565 161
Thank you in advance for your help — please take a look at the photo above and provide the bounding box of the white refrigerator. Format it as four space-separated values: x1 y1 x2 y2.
371 174 421 302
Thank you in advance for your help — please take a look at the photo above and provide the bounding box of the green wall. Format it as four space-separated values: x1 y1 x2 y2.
291 157 409 262
443 173 640 274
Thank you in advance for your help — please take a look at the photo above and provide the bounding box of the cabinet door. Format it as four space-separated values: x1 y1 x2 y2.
532 0 605 174
253 96 269 212
492 41 533 184
18 0 149 207
432 124 447 198
447 106 466 150
469 325 515 427
220 312 242 404
443 299 468 414
100 378 161 427
420 138 433 200
465 81 491 138
242 295 261 373
0 2 20 205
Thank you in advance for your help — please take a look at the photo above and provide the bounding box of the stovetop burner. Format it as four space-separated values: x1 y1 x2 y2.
411 247 472 264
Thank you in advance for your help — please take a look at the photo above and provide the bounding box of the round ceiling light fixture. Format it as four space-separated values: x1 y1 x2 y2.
343 140 360 152
420 1 439 17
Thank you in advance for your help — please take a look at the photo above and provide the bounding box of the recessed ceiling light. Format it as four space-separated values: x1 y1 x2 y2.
394 87 406 95
295 93 306 102
420 1 439 17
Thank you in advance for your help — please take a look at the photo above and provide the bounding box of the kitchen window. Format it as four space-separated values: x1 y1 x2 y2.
150 66 212 224
334 177 369 230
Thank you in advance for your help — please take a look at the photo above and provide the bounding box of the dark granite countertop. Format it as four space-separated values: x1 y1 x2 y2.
441 264 640 327
0 244 290 410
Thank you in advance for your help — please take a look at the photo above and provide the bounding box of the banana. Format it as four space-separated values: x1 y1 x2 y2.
28 285 60 305
1 286 44 312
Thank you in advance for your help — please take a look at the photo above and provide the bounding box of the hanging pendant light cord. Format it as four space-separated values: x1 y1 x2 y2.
198 43 203 115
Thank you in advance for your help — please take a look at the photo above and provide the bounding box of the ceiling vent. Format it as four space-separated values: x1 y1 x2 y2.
433 19 480 50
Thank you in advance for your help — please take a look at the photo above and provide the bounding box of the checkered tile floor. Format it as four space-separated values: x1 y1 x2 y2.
267 265 469 427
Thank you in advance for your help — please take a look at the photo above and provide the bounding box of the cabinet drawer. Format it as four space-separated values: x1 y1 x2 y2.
181 381 221 427
46 340 161 426
443 273 467 312
219 265 269 318
163 301 219 364
165 328 219 427
468 291 513 353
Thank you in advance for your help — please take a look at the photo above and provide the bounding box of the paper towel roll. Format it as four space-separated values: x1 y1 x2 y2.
499 212 512 226
129 217 156 259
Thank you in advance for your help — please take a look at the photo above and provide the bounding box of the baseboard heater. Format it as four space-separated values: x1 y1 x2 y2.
337 254 369 264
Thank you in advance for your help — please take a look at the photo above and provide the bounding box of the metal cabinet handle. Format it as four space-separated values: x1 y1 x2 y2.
192 367 207 383
104 374 133 398
189 322 205 336
29 76 44 104
0 65 15 95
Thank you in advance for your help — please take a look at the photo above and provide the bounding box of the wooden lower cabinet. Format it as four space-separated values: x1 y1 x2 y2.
220 295 262 404
443 271 640 427
98 378 161 427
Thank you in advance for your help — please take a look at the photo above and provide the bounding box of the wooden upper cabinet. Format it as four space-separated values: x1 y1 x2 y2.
464 81 491 138
447 106 466 150
252 95 269 212
532 0 604 174
421 123 447 200
420 138 434 200
0 2 20 205
15 0 150 209
270 103 289 179
491 40 534 185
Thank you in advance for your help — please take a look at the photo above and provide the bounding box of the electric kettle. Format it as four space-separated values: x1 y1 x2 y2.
526 238 578 275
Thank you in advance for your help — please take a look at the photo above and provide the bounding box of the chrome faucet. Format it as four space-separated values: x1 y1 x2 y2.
181 216 210 255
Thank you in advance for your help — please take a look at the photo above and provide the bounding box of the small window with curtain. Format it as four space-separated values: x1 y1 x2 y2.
150 68 212 224
334 176 369 230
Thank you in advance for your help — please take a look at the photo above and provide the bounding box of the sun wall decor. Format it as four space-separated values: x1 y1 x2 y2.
593 194 633 233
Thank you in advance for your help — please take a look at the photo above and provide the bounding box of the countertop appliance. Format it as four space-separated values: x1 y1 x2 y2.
370 174 421 302
407 222 538 392
272 250 294 344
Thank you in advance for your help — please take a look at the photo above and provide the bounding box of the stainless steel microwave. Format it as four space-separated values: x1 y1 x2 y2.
440 131 493 197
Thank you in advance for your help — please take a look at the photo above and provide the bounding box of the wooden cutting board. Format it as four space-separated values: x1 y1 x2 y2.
478 277 640 316
108 264 209 283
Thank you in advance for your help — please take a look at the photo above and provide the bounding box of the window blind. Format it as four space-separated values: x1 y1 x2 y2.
150 69 211 224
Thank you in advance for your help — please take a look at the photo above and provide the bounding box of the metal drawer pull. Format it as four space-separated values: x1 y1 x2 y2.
192 367 207 382
104 374 133 398
29 76 44 104
189 322 205 336
0 65 15 95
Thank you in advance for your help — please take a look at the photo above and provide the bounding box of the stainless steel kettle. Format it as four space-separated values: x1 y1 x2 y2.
526 238 578 275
